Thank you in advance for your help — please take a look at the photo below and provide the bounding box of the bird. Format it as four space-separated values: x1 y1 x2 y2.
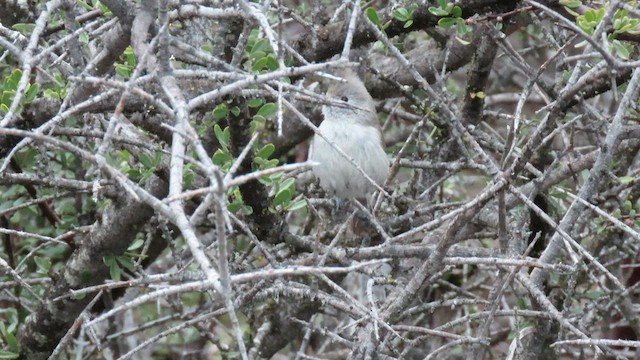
309 68 389 200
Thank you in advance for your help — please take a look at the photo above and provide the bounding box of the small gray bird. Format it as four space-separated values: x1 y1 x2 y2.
309 69 389 199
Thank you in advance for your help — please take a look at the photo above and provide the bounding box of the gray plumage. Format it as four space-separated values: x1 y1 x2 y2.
309 69 389 199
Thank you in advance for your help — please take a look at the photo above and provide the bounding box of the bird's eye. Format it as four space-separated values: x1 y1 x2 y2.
340 96 349 102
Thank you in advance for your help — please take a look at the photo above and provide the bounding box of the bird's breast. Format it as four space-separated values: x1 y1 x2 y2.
310 119 389 198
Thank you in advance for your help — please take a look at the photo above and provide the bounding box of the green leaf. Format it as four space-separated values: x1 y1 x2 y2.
403 19 413 28
184 164 194 188
212 149 233 166
4 331 19 353
456 21 471 35
114 63 131 78
438 17 457 28
273 187 293 206
251 38 272 55
559 0 581 7
128 239 145 250
255 143 275 159
392 8 410 22
227 189 253 215
116 256 135 271
258 174 275 185
252 56 269 72
212 104 229 120
270 172 283 180
34 256 51 273
214 124 230 150
139 152 154 168
103 256 116 267
75 0 94 11
5 69 20 89
611 40 631 59
241 204 253 215
452 6 462 18
279 177 295 192
227 202 241 212
247 98 263 108
115 149 129 162
11 23 34 34
564 6 580 17
123 46 136 66
79 31 89 44
613 208 622 219
614 17 639 34
0 351 19 359
265 56 279 71
584 9 596 22
285 199 307 211
584 11 596 24
619 176 634 184
257 102 277 119
200 44 213 53
273 177 295 206
428 6 450 16
42 89 60 99
109 264 121 281
103 255 122 280
365 7 380 26
24 83 39 103
2 90 15 107
249 50 266 61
